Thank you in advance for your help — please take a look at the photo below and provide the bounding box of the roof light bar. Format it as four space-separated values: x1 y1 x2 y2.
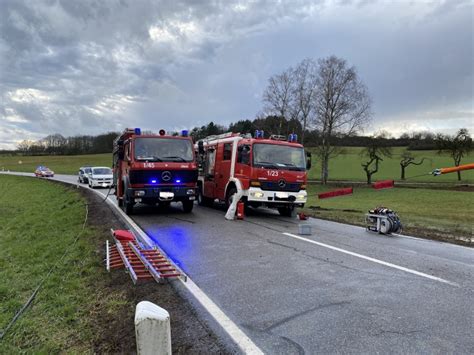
288 133 298 142
255 130 264 139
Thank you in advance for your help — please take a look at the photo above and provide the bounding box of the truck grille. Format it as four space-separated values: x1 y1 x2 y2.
260 181 301 192
129 170 198 185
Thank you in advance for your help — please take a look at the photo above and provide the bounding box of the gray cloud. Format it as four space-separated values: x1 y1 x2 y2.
0 0 472 149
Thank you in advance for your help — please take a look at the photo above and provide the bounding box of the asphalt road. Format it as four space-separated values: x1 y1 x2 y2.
8 172 474 354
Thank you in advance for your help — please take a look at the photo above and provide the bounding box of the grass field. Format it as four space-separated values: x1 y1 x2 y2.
304 184 473 244
1 147 472 183
0 153 110 175
0 175 101 352
307 147 473 183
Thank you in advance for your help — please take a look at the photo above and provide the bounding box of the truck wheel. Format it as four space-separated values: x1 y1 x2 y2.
197 186 213 207
122 191 134 215
124 199 134 215
225 187 237 209
182 200 194 213
117 197 123 207
278 205 296 217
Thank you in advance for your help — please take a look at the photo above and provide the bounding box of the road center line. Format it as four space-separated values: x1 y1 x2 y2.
283 232 458 287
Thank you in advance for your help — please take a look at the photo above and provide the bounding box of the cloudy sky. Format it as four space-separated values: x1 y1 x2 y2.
0 0 472 149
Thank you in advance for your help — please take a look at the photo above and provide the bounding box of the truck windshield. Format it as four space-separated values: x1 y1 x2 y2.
253 143 306 170
134 138 193 162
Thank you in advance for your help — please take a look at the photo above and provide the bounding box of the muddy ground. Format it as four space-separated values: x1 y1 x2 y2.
79 188 230 354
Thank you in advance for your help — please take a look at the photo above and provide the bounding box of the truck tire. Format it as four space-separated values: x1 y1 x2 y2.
182 200 194 213
122 183 134 215
278 205 296 217
197 186 213 207
124 197 134 215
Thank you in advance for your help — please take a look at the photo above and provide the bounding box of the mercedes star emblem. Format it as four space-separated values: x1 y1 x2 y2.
278 179 286 188
161 171 172 182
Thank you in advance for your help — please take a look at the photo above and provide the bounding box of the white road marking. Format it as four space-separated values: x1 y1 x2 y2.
57 175 264 354
283 232 458 287
99 192 264 354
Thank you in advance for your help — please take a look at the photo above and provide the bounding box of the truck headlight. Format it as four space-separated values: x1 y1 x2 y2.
251 191 264 198
134 190 145 196
296 194 306 200
186 189 195 195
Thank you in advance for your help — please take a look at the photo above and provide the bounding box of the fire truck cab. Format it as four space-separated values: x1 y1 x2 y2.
113 128 198 214
196 131 310 217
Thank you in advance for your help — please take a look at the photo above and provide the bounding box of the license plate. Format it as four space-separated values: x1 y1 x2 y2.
275 192 289 198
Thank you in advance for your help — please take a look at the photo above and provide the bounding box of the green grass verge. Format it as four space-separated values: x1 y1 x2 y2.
0 153 111 175
307 147 473 183
304 184 473 243
0 175 101 352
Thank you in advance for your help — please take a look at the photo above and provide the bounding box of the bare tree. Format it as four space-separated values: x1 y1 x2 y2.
17 140 33 154
361 133 392 184
313 56 371 184
292 58 318 143
263 67 295 135
399 151 426 180
435 128 473 181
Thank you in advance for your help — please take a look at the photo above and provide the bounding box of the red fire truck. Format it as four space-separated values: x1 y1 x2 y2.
196 131 311 216
113 128 198 214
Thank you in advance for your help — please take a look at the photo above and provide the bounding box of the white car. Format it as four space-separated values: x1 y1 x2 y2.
88 167 113 188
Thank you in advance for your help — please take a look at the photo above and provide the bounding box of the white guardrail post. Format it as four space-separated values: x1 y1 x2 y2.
135 301 171 355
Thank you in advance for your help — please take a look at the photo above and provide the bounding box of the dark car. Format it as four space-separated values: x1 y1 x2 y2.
78 166 92 183
35 166 54 177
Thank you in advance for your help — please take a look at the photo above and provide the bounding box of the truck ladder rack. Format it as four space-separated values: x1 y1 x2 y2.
105 230 186 284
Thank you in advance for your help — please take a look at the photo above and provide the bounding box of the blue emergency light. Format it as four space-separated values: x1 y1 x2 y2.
151 179 157 184
181 130 188 137
255 130 264 138
288 133 298 142
135 128 141 135
175 179 181 183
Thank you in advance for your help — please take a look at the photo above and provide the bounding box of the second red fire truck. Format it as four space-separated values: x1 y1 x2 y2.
196 131 311 216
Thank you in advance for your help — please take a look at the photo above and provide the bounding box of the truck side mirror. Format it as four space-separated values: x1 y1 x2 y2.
306 151 312 170
198 141 204 155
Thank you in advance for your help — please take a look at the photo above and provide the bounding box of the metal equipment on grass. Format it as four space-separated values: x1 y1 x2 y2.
366 207 402 235
106 229 186 284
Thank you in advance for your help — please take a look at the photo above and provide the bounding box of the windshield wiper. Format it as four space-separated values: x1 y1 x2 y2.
137 156 162 162
254 161 279 169
161 156 187 162
278 162 304 170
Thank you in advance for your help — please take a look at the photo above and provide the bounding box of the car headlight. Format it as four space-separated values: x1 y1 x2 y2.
296 194 306 200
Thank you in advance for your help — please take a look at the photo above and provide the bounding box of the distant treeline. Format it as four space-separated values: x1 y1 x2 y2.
15 132 119 156
9 116 438 156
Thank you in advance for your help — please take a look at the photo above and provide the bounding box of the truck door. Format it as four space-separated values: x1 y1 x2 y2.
203 146 216 198
215 142 233 200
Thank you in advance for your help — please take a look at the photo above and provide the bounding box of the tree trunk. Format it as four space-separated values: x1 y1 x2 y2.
321 156 329 184
401 165 406 180
366 171 372 184
457 171 461 181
